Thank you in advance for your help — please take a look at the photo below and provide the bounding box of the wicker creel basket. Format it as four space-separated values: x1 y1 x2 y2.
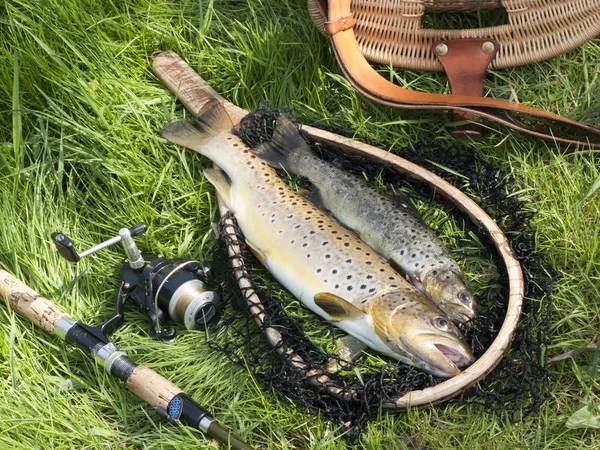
419 0 501 13
328 0 600 71
309 0 600 146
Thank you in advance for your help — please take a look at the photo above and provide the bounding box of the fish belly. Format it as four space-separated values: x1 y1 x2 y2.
250 247 394 356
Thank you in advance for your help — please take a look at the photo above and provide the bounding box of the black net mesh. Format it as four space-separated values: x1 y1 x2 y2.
208 104 556 437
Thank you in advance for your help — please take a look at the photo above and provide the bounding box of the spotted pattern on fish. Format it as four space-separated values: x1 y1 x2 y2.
253 117 476 323
238 153 410 306
160 100 473 377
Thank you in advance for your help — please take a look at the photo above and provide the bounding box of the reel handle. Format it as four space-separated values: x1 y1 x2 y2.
51 223 147 263
128 223 147 237
51 233 80 263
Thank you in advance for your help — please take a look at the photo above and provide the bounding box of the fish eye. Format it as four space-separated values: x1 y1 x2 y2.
458 292 471 304
433 317 449 330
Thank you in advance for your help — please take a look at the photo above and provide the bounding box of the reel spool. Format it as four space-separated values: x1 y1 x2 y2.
51 223 220 341
140 258 219 331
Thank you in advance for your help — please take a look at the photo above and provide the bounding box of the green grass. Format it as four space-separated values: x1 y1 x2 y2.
1 0 600 448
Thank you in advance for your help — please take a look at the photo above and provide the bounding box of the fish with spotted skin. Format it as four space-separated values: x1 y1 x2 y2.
255 118 477 324
161 100 473 378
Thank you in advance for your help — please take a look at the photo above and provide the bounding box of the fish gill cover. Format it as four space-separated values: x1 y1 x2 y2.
207 104 556 438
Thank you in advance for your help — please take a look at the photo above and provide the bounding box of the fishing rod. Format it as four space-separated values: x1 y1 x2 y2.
0 224 254 450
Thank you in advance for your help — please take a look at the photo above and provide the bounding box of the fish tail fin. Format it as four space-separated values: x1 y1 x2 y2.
254 116 313 173
161 99 233 151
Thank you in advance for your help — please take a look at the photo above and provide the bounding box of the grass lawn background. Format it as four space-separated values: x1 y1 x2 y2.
1 0 600 448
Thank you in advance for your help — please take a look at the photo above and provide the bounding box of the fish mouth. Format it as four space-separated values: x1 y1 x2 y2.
461 304 478 321
443 299 477 324
449 310 476 326
434 343 472 368
400 334 474 378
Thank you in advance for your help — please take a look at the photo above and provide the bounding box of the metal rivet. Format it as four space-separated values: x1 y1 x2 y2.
435 43 448 56
482 41 495 54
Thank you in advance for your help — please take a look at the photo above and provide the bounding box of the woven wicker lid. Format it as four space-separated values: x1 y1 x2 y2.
424 0 501 12
310 0 600 71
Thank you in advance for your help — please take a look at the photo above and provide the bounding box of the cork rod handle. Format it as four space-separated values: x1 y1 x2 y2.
127 365 183 410
0 270 68 334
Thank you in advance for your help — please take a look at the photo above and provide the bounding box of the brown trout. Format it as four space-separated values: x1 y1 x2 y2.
161 100 473 377
255 118 477 324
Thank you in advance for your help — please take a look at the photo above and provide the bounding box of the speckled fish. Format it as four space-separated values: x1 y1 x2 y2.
161 100 473 377
255 118 477 324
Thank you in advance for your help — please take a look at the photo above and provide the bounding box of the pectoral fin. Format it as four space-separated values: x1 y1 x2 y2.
407 273 424 292
245 239 268 265
325 335 367 373
314 292 364 321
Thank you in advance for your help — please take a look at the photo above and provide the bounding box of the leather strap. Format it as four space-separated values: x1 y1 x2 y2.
325 0 600 148
434 38 500 138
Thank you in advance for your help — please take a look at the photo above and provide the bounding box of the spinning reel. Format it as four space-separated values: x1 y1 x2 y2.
51 223 220 341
